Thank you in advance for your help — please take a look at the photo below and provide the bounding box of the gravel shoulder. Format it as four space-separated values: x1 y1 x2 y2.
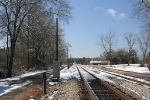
41 79 80 100
0 76 80 100
100 67 150 100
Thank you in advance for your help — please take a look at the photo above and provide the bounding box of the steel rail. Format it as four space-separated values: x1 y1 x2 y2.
102 67 150 79
81 66 135 100
99 68 150 87
77 66 99 100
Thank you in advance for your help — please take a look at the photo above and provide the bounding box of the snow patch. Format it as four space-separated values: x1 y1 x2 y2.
48 90 59 100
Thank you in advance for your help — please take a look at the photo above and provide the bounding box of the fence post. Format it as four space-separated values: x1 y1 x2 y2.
43 72 46 94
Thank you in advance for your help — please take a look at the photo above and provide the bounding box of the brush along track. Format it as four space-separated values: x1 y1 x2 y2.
77 66 136 100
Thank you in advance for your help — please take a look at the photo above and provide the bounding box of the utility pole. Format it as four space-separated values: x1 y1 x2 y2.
70 54 71 66
6 32 9 70
67 47 69 69
53 18 60 81
27 13 30 69
27 28 30 69
56 18 58 61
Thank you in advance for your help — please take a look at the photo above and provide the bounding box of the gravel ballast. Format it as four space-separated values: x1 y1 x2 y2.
107 76 150 100
41 79 80 100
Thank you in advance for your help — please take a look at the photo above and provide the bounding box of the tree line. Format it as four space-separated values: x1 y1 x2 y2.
97 28 150 70
0 0 72 78
98 0 150 70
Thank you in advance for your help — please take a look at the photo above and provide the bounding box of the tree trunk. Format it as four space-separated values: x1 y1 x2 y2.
7 52 14 77
109 56 112 67
140 55 146 67
140 59 145 67
7 39 16 77
128 61 130 66
109 52 112 67
128 53 130 66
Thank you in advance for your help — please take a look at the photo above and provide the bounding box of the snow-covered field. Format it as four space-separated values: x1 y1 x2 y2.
106 64 150 73
0 64 150 99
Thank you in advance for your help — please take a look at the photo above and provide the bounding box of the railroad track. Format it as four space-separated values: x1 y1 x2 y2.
90 66 150 87
77 66 136 100
101 67 150 81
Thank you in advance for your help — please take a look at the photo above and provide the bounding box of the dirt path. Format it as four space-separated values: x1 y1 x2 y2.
0 84 44 100
0 72 51 100
14 84 44 100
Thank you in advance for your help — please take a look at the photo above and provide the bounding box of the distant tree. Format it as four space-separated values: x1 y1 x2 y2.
112 49 128 64
145 52 150 70
103 48 139 65
130 49 139 64
130 0 150 24
97 28 117 66
82 57 86 65
123 32 136 66
130 0 150 70
138 30 150 66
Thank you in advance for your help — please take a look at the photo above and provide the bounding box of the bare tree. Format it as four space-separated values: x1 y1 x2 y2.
97 28 117 66
0 0 72 77
130 1 150 70
130 0 150 24
138 32 150 65
123 32 136 66
0 0 38 77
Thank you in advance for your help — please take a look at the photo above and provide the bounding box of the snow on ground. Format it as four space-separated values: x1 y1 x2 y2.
1 64 150 99
106 64 150 73
59 65 80 82
0 70 47 96
58 65 111 82
80 65 113 83
89 64 150 84
83 64 150 100
0 81 31 96
24 64 149 100
47 90 59 100
99 64 150 86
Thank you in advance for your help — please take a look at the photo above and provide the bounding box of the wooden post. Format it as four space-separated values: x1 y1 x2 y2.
43 72 46 94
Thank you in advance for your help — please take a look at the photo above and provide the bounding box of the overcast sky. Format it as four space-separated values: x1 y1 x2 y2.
62 0 140 58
